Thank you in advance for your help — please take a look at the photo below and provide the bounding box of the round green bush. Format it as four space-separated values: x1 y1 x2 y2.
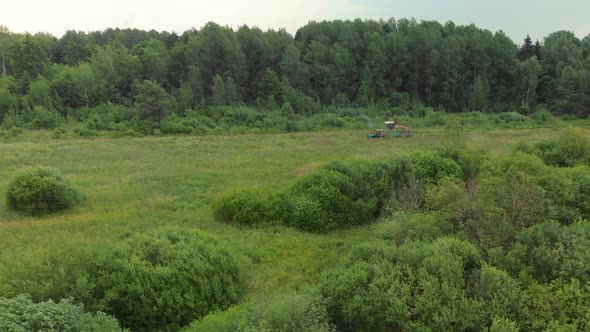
90 226 242 331
0 294 124 332
318 238 530 332
280 169 375 232
212 188 277 226
6 166 82 216
409 151 463 185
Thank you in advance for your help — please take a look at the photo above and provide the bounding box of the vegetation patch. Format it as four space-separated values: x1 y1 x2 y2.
0 294 124 332
89 226 242 331
6 166 82 216
212 188 278 226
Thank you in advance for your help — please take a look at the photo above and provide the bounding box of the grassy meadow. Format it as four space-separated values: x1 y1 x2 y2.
1 125 584 303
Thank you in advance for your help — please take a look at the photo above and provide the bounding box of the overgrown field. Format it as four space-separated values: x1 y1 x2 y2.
1 125 589 330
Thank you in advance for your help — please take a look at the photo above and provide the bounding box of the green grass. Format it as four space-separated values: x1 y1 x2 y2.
0 126 584 299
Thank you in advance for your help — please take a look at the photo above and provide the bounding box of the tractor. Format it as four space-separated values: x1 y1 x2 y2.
368 119 411 138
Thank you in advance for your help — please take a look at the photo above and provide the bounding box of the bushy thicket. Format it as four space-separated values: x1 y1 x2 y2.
317 238 529 331
88 227 242 331
212 189 277 226
498 221 590 284
213 151 464 233
279 163 386 232
288 128 590 330
6 166 82 215
0 294 125 332
522 127 590 166
0 226 243 332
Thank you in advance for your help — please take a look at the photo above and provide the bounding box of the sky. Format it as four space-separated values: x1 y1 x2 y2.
1 0 589 43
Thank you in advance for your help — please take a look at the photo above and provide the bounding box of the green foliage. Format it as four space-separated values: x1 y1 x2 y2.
375 213 455 244
134 79 171 124
184 291 333 332
6 166 82 216
280 169 375 232
498 112 528 124
212 189 277 226
443 118 465 147
486 317 519 332
0 18 590 127
527 279 590 330
436 146 487 182
0 79 18 123
471 265 531 327
556 127 590 165
212 74 238 106
258 69 283 109
0 126 23 140
529 108 554 123
470 75 490 112
530 128 590 167
28 106 61 130
409 151 463 185
278 160 394 232
0 294 125 332
501 221 590 284
317 237 523 331
90 226 242 331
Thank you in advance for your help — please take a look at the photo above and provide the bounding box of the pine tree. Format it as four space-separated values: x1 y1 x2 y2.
534 40 542 61
518 35 536 60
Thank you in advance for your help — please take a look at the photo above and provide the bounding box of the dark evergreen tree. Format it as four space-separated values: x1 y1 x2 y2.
518 34 536 60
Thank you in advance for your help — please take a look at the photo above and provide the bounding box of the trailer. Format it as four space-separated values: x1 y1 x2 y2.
368 120 411 138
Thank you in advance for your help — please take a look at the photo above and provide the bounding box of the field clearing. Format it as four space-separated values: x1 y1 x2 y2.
0 126 581 298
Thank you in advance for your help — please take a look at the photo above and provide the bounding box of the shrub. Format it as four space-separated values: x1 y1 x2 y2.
501 221 590 284
409 151 463 185
436 146 487 183
527 279 590 331
28 106 61 130
530 109 555 123
279 169 376 232
563 166 590 220
557 127 590 165
532 128 590 167
486 317 519 332
90 226 242 331
498 112 528 124
481 151 548 180
6 166 82 216
470 265 531 327
443 118 465 147
212 189 277 226
51 127 66 139
318 237 488 332
325 160 391 211
381 157 426 213
478 154 548 230
0 294 125 332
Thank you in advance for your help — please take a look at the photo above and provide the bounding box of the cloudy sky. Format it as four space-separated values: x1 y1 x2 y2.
2 0 589 43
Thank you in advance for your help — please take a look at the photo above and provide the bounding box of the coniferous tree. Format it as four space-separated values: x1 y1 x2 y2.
518 34 536 60
135 80 171 124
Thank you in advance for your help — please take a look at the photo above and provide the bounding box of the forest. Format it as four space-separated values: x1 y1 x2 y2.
0 18 589 136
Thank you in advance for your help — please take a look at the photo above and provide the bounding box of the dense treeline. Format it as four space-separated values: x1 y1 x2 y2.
0 19 589 131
